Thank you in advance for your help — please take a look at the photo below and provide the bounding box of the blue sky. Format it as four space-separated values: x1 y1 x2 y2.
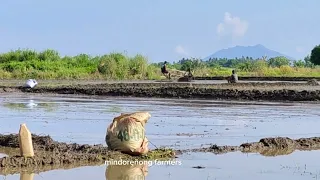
1 0 319 63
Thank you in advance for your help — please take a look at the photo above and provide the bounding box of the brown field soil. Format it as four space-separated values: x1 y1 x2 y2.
0 134 176 175
1 79 319 101
181 136 320 157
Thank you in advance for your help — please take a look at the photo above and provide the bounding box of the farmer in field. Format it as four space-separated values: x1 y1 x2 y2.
185 68 193 78
161 61 171 79
227 70 238 83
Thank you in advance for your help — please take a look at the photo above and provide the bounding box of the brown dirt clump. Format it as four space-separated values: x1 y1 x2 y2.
240 137 297 155
240 137 320 152
0 134 176 174
307 79 319 86
189 144 239 154
186 137 320 156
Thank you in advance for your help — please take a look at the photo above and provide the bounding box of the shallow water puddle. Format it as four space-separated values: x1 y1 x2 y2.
1 151 320 179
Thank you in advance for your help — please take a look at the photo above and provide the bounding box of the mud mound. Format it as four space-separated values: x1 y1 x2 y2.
10 83 320 101
0 87 17 93
0 134 176 174
188 144 239 154
295 137 320 148
259 137 296 148
0 134 19 148
239 137 297 155
307 79 319 86
0 134 109 154
187 137 320 156
240 137 320 151
177 76 194 82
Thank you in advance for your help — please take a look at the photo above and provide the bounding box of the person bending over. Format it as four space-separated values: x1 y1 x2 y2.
161 61 171 79
184 68 193 79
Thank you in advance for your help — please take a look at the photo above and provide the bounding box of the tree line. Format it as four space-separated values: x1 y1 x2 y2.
152 45 320 72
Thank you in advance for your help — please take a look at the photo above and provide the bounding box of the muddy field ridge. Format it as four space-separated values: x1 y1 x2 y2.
0 80 320 101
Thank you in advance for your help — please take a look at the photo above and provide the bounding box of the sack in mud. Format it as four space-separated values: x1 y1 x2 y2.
106 112 151 155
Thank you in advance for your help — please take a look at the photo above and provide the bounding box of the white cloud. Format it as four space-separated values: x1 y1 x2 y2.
295 46 305 53
216 12 248 38
174 45 189 56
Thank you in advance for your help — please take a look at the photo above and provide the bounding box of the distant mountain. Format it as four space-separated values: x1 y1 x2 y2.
203 44 295 61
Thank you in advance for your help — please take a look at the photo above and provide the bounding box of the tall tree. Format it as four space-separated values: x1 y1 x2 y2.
310 45 320 65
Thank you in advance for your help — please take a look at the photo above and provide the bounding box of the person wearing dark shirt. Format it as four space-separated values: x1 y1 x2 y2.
161 61 171 79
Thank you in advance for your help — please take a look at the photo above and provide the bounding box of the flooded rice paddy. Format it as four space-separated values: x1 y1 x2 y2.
0 93 320 179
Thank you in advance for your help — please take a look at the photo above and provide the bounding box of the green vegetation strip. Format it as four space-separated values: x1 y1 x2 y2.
0 49 320 80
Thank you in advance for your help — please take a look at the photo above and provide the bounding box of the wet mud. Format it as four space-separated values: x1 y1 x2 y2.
1 134 320 174
194 76 320 81
0 134 176 175
184 137 320 156
1 80 320 101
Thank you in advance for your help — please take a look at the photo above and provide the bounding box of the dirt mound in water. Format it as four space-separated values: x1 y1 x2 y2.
0 134 53 149
0 134 176 174
186 137 320 156
307 79 319 86
0 134 106 154
241 137 320 151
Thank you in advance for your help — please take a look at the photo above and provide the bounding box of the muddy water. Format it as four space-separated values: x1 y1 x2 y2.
0 93 320 179
1 152 320 179
1 93 320 149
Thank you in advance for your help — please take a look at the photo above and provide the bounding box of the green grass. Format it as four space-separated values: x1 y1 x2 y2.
0 49 162 80
191 66 320 77
0 49 320 80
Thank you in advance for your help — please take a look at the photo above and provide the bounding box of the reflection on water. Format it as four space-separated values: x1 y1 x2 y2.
257 148 295 157
105 164 148 180
20 172 34 180
3 100 57 112
2 151 320 180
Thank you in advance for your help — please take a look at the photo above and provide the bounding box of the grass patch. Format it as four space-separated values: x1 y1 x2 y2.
141 148 176 160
